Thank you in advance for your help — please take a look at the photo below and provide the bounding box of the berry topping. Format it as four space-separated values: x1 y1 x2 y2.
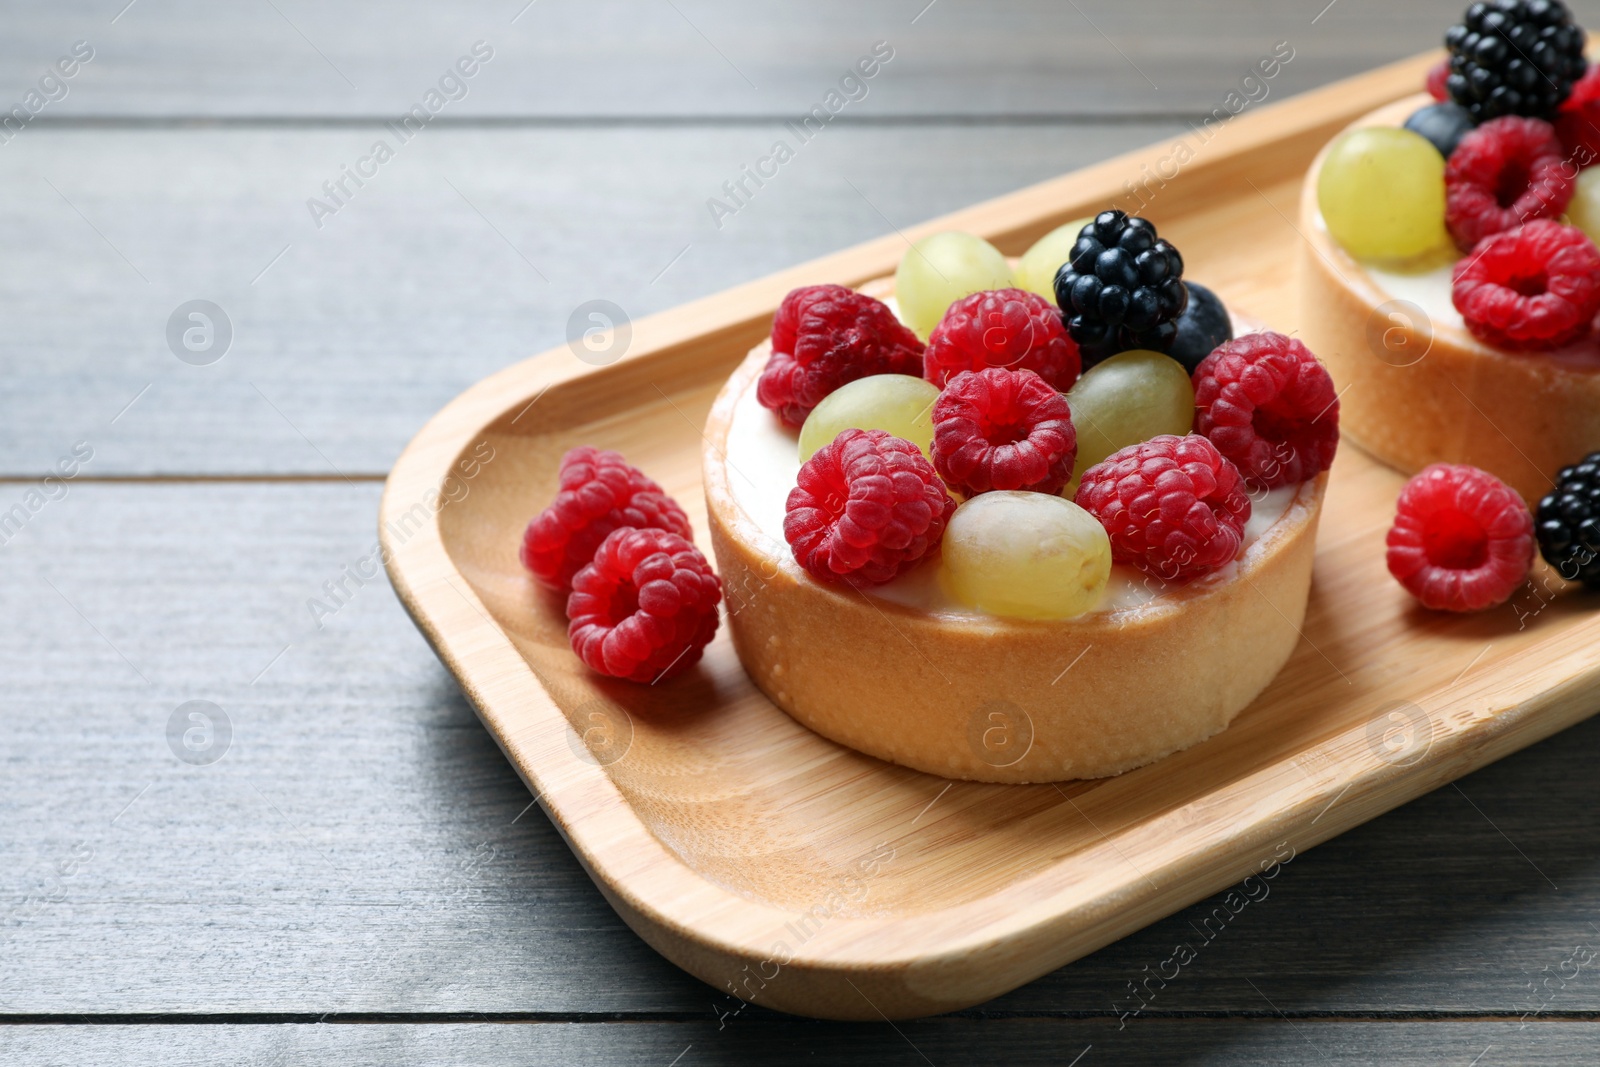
784 428 955 586
758 285 924 427
1427 57 1452 102
1192 332 1341 491
1318 128 1451 260
1445 116 1574 250
522 446 694 591
1053 210 1188 368
1445 0 1588 123
894 232 1015 340
1065 349 1195 489
1535 450 1600 585
1386 463 1533 612
1556 62 1600 161
941 492 1111 620
1166 281 1234 374
567 527 722 683
1451 219 1600 349
931 367 1077 497
1074 434 1252 583
922 287 1081 391
1404 101 1478 160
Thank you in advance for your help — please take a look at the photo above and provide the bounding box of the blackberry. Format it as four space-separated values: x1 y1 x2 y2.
1444 0 1587 123
1052 210 1187 368
1536 452 1600 586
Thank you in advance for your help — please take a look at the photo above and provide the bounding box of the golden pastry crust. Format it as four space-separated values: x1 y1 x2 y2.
1297 94 1600 504
703 341 1326 784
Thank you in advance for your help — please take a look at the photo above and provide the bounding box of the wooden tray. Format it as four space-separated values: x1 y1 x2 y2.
380 50 1600 1021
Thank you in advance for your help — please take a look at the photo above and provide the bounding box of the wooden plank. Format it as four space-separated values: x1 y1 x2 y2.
377 48 1600 1019
1 1020 1597 1065
0 121 1180 477
4 487 1600 1016
6 0 1487 119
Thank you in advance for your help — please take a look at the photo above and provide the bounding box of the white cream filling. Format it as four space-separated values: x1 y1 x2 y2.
1310 204 1600 371
723 364 1301 620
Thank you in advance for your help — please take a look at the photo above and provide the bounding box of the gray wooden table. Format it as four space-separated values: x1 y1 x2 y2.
5 2 1600 1063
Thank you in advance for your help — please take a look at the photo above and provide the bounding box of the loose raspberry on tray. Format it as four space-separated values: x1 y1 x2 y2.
931 367 1077 497
1445 117 1574 251
758 284 924 428
1451 219 1600 349
922 288 1081 390
1192 332 1340 491
1386 464 1533 612
1074 434 1252 584
522 446 693 591
784 428 955 586
567 527 722 683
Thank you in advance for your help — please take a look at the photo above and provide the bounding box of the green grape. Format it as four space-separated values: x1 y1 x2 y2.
894 231 1014 340
1567 166 1600 246
1317 127 1450 261
1015 216 1092 299
798 374 941 462
1064 349 1195 493
940 491 1111 619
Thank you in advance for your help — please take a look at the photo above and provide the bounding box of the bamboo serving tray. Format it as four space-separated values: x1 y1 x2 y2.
380 50 1600 1021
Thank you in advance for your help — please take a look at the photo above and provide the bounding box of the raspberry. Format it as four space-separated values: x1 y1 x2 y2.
1556 65 1600 160
1192 332 1341 491
1451 219 1600 349
1386 464 1533 612
922 288 1081 390
1536 450 1600 585
522 447 693 591
931 368 1077 497
784 428 955 586
1427 57 1451 102
567 527 722 683
1445 117 1574 250
758 284 924 427
1073 434 1252 583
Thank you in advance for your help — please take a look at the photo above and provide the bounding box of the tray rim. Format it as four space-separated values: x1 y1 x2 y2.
379 47 1600 1019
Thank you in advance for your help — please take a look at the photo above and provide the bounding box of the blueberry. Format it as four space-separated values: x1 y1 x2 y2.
1403 102 1476 159
1166 282 1233 373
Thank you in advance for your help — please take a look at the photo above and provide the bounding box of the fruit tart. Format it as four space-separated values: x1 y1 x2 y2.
1298 0 1600 503
701 213 1340 783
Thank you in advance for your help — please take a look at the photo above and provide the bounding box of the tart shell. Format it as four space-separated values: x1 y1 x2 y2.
1297 94 1600 504
703 339 1327 784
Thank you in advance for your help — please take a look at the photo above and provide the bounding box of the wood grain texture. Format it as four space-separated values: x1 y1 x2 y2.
0 122 1178 478
4 480 1600 1020
5 0 1600 1054
5 0 1541 118
4 1020 1599 1066
378 51 1600 1019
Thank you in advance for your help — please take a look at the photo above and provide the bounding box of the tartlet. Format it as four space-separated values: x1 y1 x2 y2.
1298 94 1600 504
703 291 1328 784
